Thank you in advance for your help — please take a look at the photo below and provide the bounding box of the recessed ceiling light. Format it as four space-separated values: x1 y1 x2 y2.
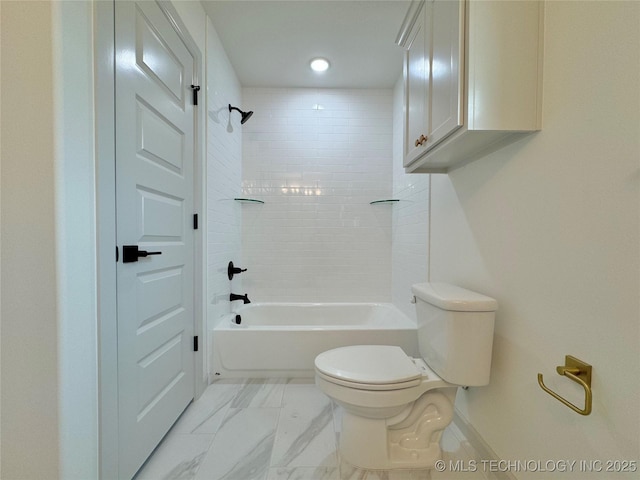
310 58 330 72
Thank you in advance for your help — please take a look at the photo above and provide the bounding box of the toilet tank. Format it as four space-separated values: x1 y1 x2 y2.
412 283 497 386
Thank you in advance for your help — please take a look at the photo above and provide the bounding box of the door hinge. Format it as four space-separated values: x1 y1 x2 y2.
116 246 119 262
193 213 198 230
193 336 199 352
190 85 201 106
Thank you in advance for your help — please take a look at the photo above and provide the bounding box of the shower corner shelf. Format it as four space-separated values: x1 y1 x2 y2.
369 199 400 205
234 198 265 204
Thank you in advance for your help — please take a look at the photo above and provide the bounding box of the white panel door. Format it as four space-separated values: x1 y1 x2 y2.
115 1 196 478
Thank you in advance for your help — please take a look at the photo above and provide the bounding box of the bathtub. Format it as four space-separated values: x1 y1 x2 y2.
210 303 418 378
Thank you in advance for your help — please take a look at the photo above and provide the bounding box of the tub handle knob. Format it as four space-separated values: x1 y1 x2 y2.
228 261 247 280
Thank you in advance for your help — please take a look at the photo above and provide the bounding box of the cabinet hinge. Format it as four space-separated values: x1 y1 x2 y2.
193 336 199 352
193 213 198 230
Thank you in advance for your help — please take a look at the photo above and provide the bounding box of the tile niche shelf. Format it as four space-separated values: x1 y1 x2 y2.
370 199 400 205
234 198 265 204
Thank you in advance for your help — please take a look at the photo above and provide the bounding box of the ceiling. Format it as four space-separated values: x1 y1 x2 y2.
201 0 411 89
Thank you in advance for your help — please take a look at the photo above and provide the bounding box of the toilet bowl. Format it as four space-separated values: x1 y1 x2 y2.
314 283 497 470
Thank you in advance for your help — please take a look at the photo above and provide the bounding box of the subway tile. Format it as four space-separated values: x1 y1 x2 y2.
241 87 404 303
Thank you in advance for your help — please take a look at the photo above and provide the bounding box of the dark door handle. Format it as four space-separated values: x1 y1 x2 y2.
122 245 162 263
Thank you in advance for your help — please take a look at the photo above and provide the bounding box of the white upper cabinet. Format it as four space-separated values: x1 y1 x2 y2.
404 4 429 164
399 0 544 173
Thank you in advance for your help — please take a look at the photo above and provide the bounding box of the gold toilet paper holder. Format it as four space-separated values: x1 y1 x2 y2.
538 355 592 416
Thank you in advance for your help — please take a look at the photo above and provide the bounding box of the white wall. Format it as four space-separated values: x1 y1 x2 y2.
430 2 639 477
1 2 90 477
241 88 393 303
391 77 430 320
173 1 206 50
206 19 243 329
1 2 61 477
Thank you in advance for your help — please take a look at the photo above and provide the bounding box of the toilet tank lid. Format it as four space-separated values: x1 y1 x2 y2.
412 283 498 312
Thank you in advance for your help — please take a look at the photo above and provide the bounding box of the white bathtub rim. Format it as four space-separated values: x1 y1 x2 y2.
215 302 416 330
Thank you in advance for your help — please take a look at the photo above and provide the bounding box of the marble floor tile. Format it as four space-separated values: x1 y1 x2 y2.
281 379 330 409
195 407 280 480
430 465 485 480
440 426 464 454
270 382 337 468
267 466 339 480
338 459 432 480
172 381 241 434
431 425 486 480
140 378 489 480
270 401 336 468
231 378 287 408
283 378 316 388
135 433 213 480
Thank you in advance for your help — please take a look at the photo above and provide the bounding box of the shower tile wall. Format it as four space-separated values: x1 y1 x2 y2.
206 18 243 327
390 78 430 321
241 88 393 303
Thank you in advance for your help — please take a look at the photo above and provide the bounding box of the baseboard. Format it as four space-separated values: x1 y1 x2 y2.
453 411 518 480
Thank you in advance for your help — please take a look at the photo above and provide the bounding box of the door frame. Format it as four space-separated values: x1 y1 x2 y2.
95 2 206 478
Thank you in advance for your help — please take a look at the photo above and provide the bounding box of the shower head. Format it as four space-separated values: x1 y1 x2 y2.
228 104 254 125
240 110 253 124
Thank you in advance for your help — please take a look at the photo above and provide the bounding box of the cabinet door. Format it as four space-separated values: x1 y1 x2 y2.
403 2 429 167
427 0 464 149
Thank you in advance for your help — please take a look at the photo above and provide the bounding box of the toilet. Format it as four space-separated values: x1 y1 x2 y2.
314 282 497 470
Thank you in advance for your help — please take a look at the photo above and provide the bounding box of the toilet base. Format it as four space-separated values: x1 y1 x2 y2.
339 388 457 470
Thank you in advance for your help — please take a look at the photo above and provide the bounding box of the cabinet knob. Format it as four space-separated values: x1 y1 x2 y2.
415 134 428 147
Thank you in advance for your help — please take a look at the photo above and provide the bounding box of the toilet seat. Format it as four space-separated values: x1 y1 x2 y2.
315 370 422 391
315 345 424 391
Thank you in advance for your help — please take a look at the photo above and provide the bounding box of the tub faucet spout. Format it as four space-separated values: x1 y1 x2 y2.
230 293 251 304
